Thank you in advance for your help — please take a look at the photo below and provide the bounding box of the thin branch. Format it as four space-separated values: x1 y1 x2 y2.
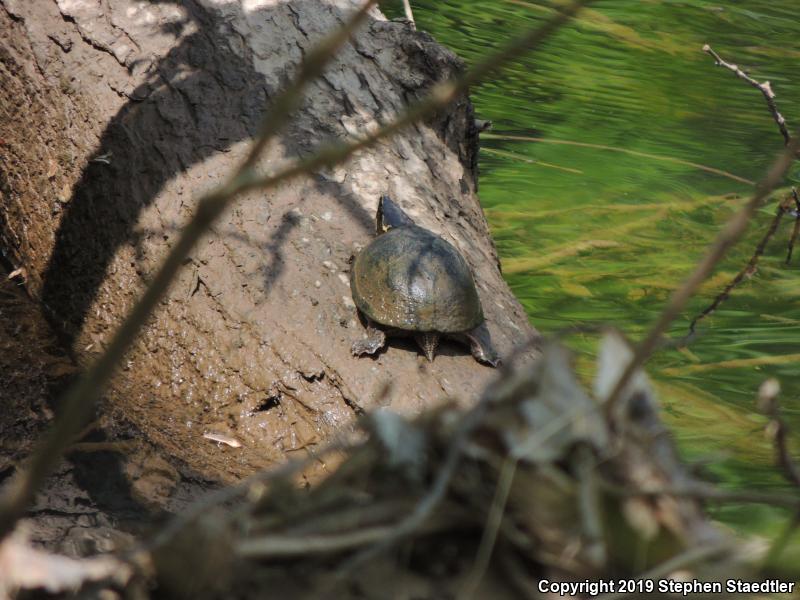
703 44 791 145
604 134 800 416
758 379 800 488
0 0 592 539
687 194 792 338
757 379 800 566
574 445 605 568
461 457 518 599
786 187 800 263
402 0 416 29
237 526 397 558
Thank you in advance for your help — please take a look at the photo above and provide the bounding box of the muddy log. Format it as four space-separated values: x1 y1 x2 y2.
0 0 534 482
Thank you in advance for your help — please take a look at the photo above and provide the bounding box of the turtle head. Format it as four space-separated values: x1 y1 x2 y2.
377 195 415 234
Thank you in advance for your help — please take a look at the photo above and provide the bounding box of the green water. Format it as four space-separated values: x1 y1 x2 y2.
391 1 800 555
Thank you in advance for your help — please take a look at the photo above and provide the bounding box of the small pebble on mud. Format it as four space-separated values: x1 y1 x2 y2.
322 260 336 272
337 273 349 286
321 211 333 221
342 295 355 309
314 280 322 288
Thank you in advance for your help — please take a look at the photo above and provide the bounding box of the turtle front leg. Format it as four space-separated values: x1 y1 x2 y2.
460 322 499 367
414 332 440 362
352 320 387 357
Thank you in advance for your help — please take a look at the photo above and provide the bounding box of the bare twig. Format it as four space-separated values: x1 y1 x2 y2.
461 456 518 599
786 187 800 263
237 526 398 558
402 0 416 29
703 44 791 145
574 445 605 568
687 194 793 338
604 134 800 416
756 379 800 566
757 379 800 488
685 47 800 340
0 0 591 540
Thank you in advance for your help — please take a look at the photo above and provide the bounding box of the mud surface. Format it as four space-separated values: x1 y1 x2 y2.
0 265 222 557
0 0 535 489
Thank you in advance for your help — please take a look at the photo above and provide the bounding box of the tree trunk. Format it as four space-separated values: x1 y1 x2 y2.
0 0 535 482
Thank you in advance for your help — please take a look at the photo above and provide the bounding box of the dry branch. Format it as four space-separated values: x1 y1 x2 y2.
703 44 791 145
757 379 800 489
756 379 800 567
402 0 416 29
786 187 800 263
687 193 794 338
685 48 800 339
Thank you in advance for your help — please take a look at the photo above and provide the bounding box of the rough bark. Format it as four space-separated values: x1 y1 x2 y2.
0 0 534 483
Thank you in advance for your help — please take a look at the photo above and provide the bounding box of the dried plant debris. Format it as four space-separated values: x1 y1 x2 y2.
139 333 734 598
0 333 772 598
493 340 609 464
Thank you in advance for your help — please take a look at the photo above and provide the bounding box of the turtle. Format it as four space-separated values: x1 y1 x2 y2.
349 195 498 367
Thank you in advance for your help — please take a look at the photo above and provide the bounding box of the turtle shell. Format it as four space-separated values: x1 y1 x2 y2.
350 225 484 333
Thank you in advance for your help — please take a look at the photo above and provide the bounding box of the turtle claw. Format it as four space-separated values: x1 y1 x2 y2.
464 323 500 368
478 353 500 368
352 324 386 357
